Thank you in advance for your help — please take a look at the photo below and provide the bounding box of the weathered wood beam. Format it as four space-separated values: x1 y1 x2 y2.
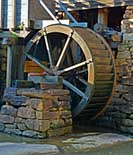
0 31 29 39
6 46 12 87
98 8 108 27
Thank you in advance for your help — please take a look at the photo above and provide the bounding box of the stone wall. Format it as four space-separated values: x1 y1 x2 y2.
0 46 6 106
96 6 133 134
0 87 72 138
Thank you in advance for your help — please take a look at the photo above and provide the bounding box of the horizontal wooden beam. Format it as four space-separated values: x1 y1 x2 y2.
0 31 29 38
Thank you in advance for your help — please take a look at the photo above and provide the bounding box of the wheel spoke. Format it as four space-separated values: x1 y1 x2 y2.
44 30 53 68
33 39 39 57
56 31 73 69
75 68 88 75
63 80 88 100
58 59 92 75
25 30 44 52
76 77 89 86
24 52 53 75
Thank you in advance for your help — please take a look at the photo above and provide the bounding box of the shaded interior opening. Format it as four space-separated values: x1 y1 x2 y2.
108 6 126 31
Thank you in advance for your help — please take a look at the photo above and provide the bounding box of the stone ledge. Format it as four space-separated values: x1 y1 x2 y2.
123 33 133 41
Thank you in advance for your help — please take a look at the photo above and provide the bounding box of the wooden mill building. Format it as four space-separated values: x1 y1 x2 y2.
0 0 132 135
0 0 133 135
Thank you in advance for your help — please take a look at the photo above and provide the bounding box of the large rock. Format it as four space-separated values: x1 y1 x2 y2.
58 96 71 101
16 89 51 99
129 114 133 120
22 130 47 138
1 105 17 116
15 117 25 123
62 133 132 150
119 107 132 114
16 88 36 96
16 88 69 98
50 119 65 129
120 125 133 134
59 111 72 119
123 33 133 41
64 118 72 126
0 123 5 131
0 114 14 124
17 123 27 131
3 95 28 107
5 124 16 129
25 119 40 131
22 130 39 138
120 126 129 133
27 98 54 111
126 127 133 134
3 87 17 96
10 96 29 107
25 119 50 132
27 98 44 111
36 111 59 120
121 119 133 127
46 89 70 96
4 128 22 136
39 120 50 132
17 107 35 119
48 126 72 137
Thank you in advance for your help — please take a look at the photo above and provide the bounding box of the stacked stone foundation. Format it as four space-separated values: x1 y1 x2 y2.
96 6 133 134
0 87 72 138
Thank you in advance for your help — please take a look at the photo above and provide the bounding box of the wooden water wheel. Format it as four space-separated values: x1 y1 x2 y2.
19 24 116 120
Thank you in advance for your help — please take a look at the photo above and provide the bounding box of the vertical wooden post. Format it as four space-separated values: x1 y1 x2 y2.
98 8 108 27
6 46 12 87
0 0 3 28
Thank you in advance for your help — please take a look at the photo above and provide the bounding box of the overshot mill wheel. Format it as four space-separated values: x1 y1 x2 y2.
19 24 116 120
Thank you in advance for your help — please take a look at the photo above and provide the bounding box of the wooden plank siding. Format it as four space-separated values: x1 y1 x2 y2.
3 0 16 29
0 0 29 29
